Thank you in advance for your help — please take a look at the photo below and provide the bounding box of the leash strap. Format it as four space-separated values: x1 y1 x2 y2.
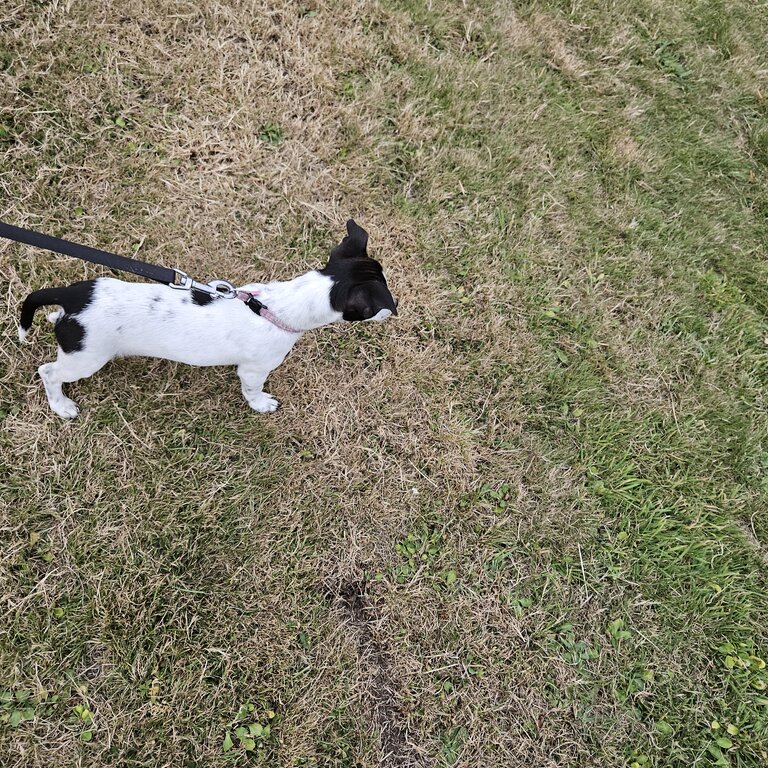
1 219 302 333
0 220 179 285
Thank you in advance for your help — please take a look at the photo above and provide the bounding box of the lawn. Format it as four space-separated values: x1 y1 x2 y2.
1 1 767 766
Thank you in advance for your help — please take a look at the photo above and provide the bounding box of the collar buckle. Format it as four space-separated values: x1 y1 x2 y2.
245 295 266 314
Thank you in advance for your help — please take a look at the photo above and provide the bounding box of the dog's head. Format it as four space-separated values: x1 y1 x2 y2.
320 220 398 322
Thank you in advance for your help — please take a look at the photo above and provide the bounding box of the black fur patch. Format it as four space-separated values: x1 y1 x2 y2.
60 280 97 314
319 220 397 321
19 280 97 334
55 316 86 353
191 288 214 306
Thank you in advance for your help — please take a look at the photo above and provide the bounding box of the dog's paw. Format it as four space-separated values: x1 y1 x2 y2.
51 397 80 419
247 393 280 413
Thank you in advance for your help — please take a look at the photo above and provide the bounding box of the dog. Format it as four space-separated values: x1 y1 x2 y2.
18 219 397 418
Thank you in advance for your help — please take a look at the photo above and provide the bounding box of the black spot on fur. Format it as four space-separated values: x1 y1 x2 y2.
55 316 86 353
319 220 398 321
191 288 214 306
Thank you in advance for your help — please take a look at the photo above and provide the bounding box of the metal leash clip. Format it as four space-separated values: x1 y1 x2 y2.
205 279 238 299
169 270 237 299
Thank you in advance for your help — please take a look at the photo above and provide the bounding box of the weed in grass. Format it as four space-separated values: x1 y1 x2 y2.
0 690 36 729
223 702 276 755
394 524 444 583
439 725 467 766
653 40 691 85
258 121 283 144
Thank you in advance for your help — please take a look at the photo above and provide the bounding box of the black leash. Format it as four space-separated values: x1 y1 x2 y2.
0 220 179 285
0 219 266 312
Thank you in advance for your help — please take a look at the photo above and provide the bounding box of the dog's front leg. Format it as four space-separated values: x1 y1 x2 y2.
237 363 279 413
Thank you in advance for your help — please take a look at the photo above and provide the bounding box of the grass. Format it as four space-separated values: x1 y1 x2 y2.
1 0 767 765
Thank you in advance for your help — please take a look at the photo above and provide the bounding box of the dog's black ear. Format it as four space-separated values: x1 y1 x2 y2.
332 219 369 259
346 219 368 251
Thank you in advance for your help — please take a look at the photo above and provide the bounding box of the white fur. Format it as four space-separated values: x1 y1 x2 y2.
369 308 392 322
28 270 390 419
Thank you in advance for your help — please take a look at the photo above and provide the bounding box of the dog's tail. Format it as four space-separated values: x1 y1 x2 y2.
18 281 95 342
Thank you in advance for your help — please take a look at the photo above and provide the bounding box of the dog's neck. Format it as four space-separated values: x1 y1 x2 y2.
243 271 341 333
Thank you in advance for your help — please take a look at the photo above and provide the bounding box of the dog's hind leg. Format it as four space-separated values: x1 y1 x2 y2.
237 363 279 413
38 349 110 419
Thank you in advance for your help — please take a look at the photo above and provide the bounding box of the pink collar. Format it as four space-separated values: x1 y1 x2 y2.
235 290 302 334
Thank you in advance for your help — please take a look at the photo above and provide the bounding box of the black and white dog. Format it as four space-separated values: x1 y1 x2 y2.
18 220 397 418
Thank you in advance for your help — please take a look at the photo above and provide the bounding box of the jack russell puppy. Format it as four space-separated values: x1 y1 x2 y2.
18 219 397 418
